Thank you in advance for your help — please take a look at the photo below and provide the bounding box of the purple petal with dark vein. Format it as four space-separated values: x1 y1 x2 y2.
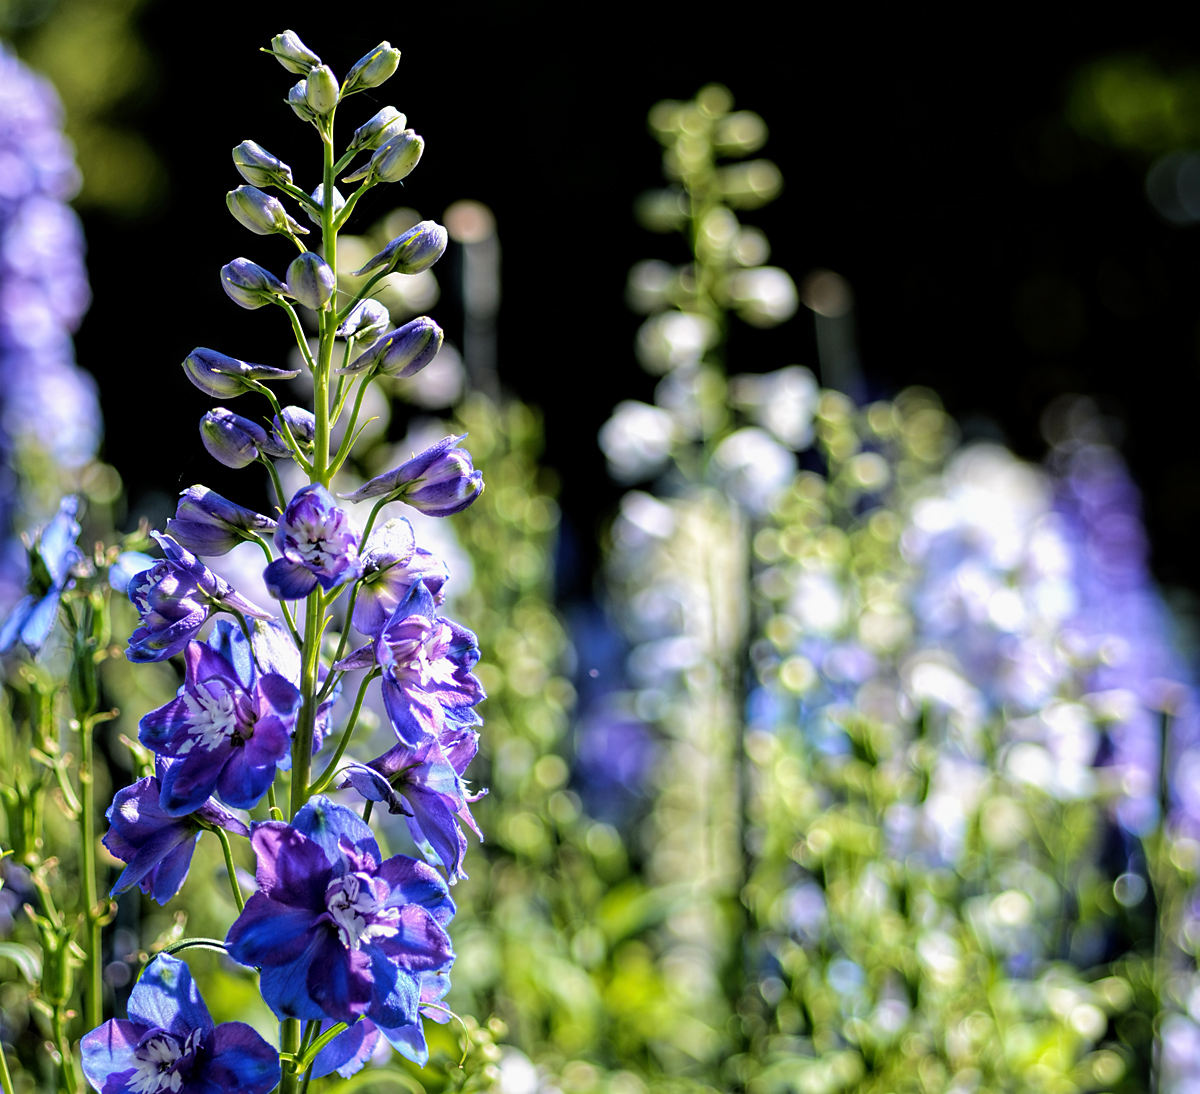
404 785 468 878
333 643 376 671
265 556 320 600
254 938 329 1021
138 696 196 756
202 1021 282 1094
375 905 454 972
307 931 374 1025
311 1019 380 1080
291 796 381 866
376 855 455 926
144 835 202 904
249 822 331 904
158 747 224 817
126 953 214 1038
215 753 279 811
225 893 322 967
382 679 442 748
361 945 421 1030
206 620 257 690
257 672 301 720
81 1019 144 1094
378 1017 430 1067
184 640 244 692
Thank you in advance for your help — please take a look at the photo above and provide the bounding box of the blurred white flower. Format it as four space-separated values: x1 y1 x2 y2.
599 400 676 483
635 310 716 374
730 365 818 449
711 426 796 514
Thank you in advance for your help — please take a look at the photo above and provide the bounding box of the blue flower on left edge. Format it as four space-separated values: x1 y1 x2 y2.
81 953 278 1094
0 496 83 655
126 533 271 663
139 622 299 815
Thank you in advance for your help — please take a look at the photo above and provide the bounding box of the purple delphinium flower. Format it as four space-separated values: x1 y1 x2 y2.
139 622 299 814
337 581 484 748
0 494 82 654
225 796 455 1035
165 486 277 557
264 484 362 600
181 347 298 400
80 953 279 1094
339 434 484 516
342 725 484 881
126 533 271 663
352 518 449 637
104 757 249 904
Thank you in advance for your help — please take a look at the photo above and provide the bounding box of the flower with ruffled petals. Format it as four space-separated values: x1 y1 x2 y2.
126 534 271 663
352 519 448 637
104 758 249 904
225 797 455 1033
81 954 278 1094
139 622 299 814
342 725 484 881
264 484 362 600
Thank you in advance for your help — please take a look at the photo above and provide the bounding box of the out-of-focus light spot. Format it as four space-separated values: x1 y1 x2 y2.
730 366 818 450
634 188 688 233
1146 150 1200 224
1069 1003 1108 1040
727 266 798 327
990 890 1033 927
1068 56 1200 156
715 111 768 156
636 310 716 373
444 199 495 243
626 259 674 314
599 400 675 483
779 655 817 694
800 269 853 318
1112 871 1147 907
732 226 770 267
715 159 783 210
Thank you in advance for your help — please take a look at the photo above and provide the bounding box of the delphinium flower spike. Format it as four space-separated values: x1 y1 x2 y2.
86 31 488 1091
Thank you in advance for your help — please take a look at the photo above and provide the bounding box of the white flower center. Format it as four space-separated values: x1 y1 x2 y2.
180 678 242 753
325 871 401 950
129 1030 200 1094
294 518 341 571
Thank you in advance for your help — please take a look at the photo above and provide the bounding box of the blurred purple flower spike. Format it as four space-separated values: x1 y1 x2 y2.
0 495 82 654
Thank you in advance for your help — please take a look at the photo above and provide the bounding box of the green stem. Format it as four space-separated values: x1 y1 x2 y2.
290 590 324 819
51 1004 78 1094
261 457 287 515
215 827 245 912
162 937 228 957
362 800 373 826
279 1018 302 1094
79 714 102 1032
275 299 317 371
329 372 376 477
248 381 314 475
309 670 379 795
335 268 393 326
332 180 374 232
0 1028 15 1094
267 784 284 822
296 1020 351 1071
277 181 323 212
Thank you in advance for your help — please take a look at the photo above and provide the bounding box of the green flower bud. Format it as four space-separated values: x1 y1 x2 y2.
343 42 400 95
347 107 407 154
268 30 320 74
226 186 308 237
343 130 423 185
305 64 339 115
286 80 316 124
232 141 293 188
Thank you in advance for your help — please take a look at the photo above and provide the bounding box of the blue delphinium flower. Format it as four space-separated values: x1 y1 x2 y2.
126 533 271 663
138 622 300 814
80 953 279 1094
247 617 340 751
104 757 250 904
337 581 484 748
0 494 82 654
264 484 362 599
342 725 485 881
352 518 449 637
225 797 455 1038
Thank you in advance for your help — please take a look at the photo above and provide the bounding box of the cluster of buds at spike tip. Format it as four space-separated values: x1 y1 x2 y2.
352 220 448 278
286 252 336 311
337 316 443 377
343 130 423 185
342 41 400 96
221 257 287 309
232 141 293 188
227 185 308 237
200 408 270 469
182 347 299 399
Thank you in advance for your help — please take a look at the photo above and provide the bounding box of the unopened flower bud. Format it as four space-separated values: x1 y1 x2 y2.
220 258 287 310
227 186 308 237
269 30 320 74
343 130 423 184
304 183 345 227
232 141 292 188
200 408 269 469
166 486 277 556
305 64 339 115
336 299 390 342
343 42 400 95
286 252 335 311
287 80 316 124
337 316 442 377
351 220 448 278
347 107 407 153
340 434 483 516
262 406 316 459
183 347 299 399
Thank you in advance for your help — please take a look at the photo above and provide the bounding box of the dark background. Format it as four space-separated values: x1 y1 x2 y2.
74 4 1200 596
